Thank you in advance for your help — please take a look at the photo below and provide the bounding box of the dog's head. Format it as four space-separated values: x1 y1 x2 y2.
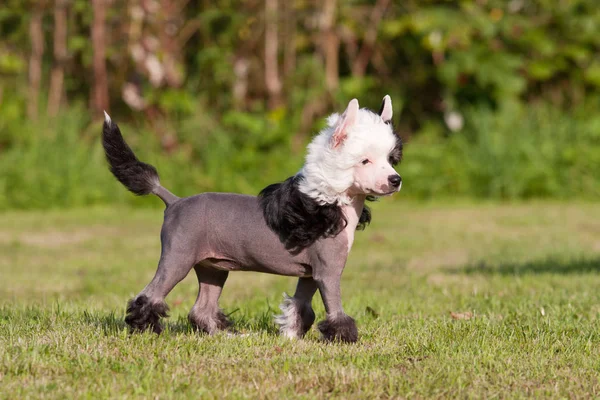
299 96 403 205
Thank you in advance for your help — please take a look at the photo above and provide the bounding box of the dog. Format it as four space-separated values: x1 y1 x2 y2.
102 96 402 343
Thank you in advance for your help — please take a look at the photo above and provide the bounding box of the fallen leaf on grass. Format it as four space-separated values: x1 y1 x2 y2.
172 298 183 307
450 311 473 320
369 233 387 243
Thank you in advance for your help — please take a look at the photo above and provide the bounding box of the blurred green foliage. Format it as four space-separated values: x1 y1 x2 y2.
405 103 600 199
0 0 599 209
0 102 598 209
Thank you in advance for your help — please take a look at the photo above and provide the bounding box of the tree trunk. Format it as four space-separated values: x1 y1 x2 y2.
321 0 338 92
233 56 249 110
160 0 183 88
351 0 390 77
91 0 109 116
48 0 68 117
28 8 44 121
264 0 282 109
283 0 296 80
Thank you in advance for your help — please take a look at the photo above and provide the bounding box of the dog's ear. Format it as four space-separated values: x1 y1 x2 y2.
331 99 359 148
378 95 392 123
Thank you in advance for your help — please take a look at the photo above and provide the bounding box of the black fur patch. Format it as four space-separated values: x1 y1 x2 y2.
125 295 169 334
102 120 160 196
299 302 316 336
388 133 403 167
318 314 358 343
259 175 348 253
357 204 371 231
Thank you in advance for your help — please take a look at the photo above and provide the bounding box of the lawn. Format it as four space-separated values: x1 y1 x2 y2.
1 200 600 398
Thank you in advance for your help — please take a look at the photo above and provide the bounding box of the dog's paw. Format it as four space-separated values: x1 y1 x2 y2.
318 314 358 343
125 295 169 334
215 309 233 330
188 309 232 334
275 294 316 339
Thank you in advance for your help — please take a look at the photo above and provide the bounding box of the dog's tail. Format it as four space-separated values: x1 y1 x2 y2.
102 112 179 206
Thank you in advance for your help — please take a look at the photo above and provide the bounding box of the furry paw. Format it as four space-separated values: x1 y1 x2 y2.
125 295 169 334
274 293 316 339
318 314 358 343
188 309 232 334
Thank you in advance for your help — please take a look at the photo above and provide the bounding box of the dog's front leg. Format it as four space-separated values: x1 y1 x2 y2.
313 263 358 343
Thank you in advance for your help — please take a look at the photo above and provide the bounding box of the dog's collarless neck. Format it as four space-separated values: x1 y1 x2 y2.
342 195 366 226
340 195 366 253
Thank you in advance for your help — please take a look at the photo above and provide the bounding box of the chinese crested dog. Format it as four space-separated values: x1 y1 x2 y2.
102 96 402 342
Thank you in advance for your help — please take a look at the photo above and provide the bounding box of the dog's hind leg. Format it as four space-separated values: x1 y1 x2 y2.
125 252 195 334
275 277 318 339
188 265 231 334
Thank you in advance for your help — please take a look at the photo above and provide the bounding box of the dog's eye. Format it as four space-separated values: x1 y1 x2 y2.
361 159 370 165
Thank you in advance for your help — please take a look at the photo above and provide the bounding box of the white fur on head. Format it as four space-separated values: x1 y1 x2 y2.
379 95 393 123
298 98 400 205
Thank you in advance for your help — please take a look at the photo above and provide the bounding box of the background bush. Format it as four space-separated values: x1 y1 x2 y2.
0 0 599 209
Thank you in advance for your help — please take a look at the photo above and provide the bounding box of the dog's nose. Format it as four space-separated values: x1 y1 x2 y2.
388 174 402 188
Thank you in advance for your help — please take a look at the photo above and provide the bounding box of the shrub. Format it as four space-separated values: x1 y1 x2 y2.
403 104 600 199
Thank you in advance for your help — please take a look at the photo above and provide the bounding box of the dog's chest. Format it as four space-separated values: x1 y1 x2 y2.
343 224 358 255
341 200 363 254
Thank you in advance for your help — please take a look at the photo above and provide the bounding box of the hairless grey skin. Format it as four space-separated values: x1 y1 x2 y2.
102 97 402 343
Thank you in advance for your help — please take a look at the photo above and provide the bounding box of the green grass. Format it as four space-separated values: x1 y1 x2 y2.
1 200 600 398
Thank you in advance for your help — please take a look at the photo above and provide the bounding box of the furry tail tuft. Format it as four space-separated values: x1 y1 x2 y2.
102 113 178 205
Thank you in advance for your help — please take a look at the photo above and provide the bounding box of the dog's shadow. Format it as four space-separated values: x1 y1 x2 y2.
451 256 600 275
82 308 280 337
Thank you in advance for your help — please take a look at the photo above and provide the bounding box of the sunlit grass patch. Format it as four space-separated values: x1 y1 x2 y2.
1 201 600 398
